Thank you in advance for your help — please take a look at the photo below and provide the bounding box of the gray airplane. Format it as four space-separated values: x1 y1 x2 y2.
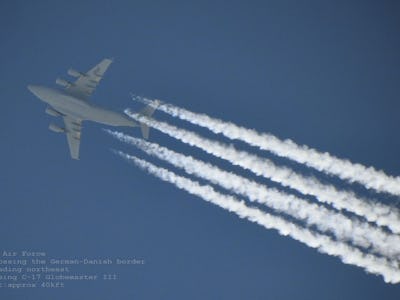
28 58 156 160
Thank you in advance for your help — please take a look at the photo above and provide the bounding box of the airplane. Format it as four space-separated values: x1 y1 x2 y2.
27 58 157 160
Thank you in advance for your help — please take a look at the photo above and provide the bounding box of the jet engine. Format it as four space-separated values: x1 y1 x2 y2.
55 78 72 88
45 107 62 117
67 68 85 77
49 123 65 133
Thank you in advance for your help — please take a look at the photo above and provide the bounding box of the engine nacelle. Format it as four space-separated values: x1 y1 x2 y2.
56 78 72 88
49 123 65 133
67 68 85 77
45 107 62 117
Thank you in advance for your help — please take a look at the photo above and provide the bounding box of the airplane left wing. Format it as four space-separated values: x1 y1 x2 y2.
63 58 113 100
63 116 82 160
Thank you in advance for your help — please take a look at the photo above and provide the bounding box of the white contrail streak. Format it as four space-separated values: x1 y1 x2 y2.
133 96 400 196
109 131 400 260
114 151 400 284
124 111 400 234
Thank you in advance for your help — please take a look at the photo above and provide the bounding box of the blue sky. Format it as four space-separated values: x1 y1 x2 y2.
1 1 400 299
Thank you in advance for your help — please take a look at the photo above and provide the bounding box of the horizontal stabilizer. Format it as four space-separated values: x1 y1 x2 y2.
139 100 160 139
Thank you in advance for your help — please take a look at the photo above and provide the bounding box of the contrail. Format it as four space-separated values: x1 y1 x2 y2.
114 151 400 284
108 131 400 260
132 95 400 196
124 111 400 234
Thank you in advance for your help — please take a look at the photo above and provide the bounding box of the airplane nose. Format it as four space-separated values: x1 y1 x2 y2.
27 85 45 99
27 85 53 104
27 84 37 93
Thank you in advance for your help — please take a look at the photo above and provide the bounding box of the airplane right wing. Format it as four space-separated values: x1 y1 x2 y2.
63 116 82 160
59 58 113 101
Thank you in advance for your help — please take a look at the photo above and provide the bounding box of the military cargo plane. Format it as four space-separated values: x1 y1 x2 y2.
28 58 156 159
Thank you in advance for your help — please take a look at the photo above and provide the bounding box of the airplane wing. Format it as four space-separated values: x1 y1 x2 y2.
63 116 82 160
65 58 113 100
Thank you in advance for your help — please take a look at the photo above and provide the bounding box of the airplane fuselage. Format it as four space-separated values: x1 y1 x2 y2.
28 85 136 127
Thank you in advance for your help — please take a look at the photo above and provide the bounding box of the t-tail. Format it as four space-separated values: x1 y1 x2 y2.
138 100 160 139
